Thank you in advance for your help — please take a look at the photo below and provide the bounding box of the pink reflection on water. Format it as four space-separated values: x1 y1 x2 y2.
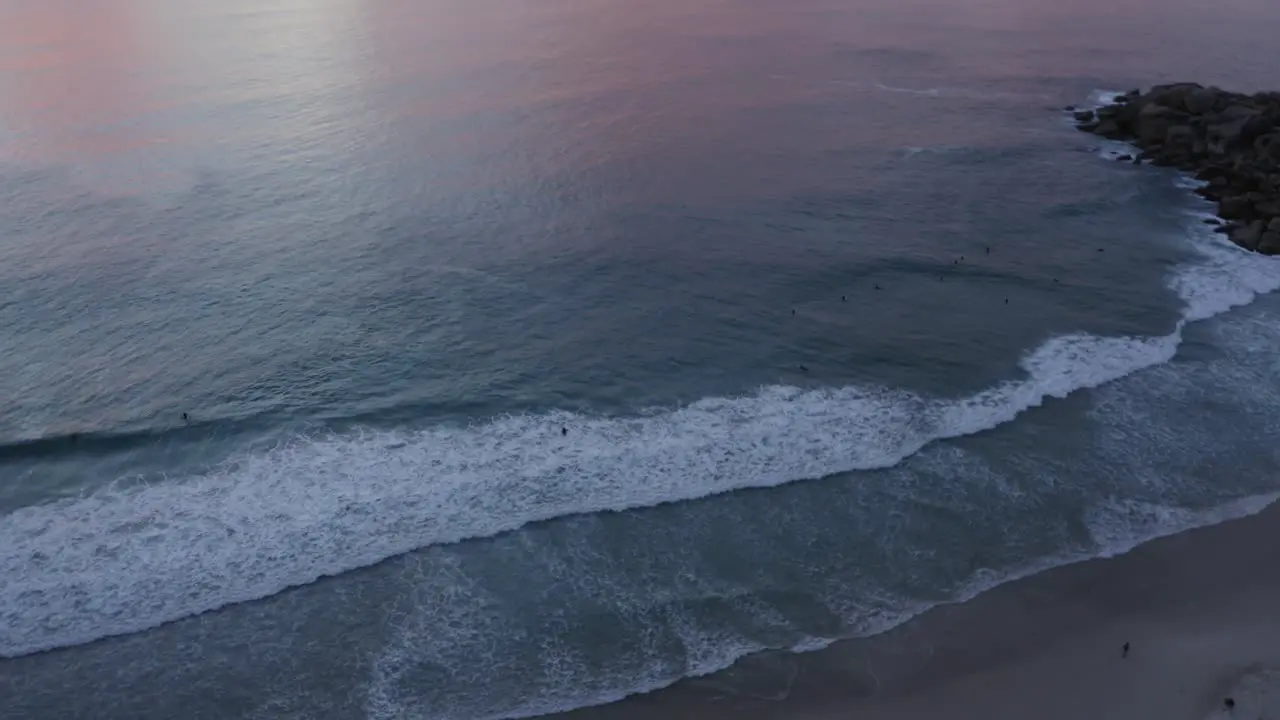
0 0 186 192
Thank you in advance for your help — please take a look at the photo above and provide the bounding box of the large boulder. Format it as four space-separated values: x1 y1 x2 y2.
1184 87 1222 115
1165 125 1197 148
1135 104 1189 144
1094 118 1123 138
1196 162 1232 182
1254 199 1280 217
1211 104 1263 123
1115 98 1148 131
1230 219 1266 250
1258 231 1280 255
1241 115 1276 145
1254 133 1280 159
1219 194 1253 219
1206 119 1250 154
1147 83 1204 110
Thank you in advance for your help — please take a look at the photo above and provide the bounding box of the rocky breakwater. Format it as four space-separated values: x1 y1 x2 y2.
1074 83 1280 254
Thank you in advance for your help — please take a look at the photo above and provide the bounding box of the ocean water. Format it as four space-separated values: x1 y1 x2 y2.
3 0 1280 717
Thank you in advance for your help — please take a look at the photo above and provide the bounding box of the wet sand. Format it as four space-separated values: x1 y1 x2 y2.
549 500 1280 720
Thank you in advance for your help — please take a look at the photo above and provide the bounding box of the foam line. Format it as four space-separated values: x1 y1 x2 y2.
366 491 1280 720
4 161 1280 661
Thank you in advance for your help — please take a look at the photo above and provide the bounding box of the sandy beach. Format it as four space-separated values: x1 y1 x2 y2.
550 500 1280 720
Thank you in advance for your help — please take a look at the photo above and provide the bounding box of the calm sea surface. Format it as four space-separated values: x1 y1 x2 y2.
3 0 1280 717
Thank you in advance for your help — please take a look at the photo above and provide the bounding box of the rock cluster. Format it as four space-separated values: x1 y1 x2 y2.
1073 83 1280 254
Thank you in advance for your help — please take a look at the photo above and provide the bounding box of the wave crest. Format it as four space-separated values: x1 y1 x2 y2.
3 184 1280 660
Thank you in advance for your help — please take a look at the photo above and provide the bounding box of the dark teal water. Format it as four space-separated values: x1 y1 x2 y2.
3 0 1280 717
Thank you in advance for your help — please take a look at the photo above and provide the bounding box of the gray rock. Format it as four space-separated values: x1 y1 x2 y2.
1255 200 1280 217
1135 104 1187 144
1231 219 1266 250
1165 125 1196 147
1116 99 1146 129
1242 115 1276 144
1258 231 1280 254
1268 217 1280 233
1148 82 1204 109
1206 119 1249 154
1094 119 1122 138
1074 109 1095 123
1220 195 1253 220
1212 104 1262 123
1184 87 1221 115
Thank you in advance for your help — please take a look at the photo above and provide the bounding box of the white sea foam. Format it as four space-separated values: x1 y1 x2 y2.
1085 88 1128 109
1096 141 1135 161
1172 222 1280 321
365 487 1280 720
1085 493 1280 558
870 82 1050 102
901 145 971 159
4 152 1280 661
0 325 1180 658
1064 89 1137 160
873 82 943 97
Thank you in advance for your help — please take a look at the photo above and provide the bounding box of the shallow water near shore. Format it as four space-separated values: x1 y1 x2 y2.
3 0 1280 717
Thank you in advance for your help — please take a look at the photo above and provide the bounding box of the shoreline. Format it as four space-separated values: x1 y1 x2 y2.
535 94 1280 720
545 496 1280 720
1073 84 1280 254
